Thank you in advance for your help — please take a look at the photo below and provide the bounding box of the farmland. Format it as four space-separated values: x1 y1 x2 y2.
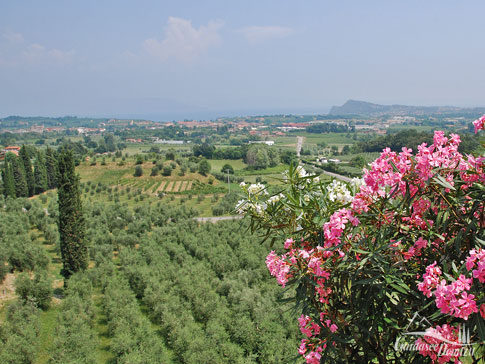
1 111 483 364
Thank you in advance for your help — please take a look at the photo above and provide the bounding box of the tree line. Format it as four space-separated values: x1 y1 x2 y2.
1 145 58 198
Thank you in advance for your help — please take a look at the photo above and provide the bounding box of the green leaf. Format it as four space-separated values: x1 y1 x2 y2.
432 175 456 191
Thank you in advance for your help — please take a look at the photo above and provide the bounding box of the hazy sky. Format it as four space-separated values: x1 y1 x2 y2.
1 0 484 120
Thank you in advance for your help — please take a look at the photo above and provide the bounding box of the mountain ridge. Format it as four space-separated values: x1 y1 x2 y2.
329 100 485 117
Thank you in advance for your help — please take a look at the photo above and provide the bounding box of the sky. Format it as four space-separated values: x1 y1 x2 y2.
0 0 484 120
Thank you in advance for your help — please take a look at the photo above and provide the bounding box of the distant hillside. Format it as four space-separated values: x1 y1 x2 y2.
329 100 485 117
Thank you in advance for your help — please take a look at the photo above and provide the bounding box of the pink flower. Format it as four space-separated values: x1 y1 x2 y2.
266 251 291 287
304 351 321 364
298 339 307 355
465 248 485 283
416 324 462 363
298 315 313 337
323 208 355 247
329 324 338 333
473 114 485 133
284 238 294 249
415 237 427 250
434 275 477 320
418 262 442 298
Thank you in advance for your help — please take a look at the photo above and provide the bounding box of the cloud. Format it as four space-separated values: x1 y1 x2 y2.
142 17 223 62
22 43 74 64
3 30 24 44
0 31 74 67
238 25 294 44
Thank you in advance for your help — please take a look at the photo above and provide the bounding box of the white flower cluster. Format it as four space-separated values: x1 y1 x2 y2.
350 177 365 190
245 182 268 197
295 165 309 178
267 193 284 205
326 180 353 204
235 199 267 216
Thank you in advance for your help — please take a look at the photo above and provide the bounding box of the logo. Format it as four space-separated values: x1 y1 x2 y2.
394 312 480 358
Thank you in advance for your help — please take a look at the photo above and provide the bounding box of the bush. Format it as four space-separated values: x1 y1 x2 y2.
198 159 211 176
220 163 234 174
134 166 143 177
0 302 40 363
240 124 485 363
15 271 52 310
162 166 172 176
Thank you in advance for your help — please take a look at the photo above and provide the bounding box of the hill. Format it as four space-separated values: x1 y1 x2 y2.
329 99 485 117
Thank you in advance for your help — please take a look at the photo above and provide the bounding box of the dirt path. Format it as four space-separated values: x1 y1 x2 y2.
194 215 243 223
0 273 16 307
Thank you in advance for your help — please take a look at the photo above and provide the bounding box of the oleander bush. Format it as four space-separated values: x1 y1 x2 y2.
239 116 485 363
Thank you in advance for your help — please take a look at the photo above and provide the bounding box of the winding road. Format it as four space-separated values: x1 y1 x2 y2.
194 215 243 223
321 170 353 182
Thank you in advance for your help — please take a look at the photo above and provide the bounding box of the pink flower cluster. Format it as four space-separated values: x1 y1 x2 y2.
415 324 462 364
298 315 321 337
415 131 463 182
473 114 485 134
402 198 432 230
434 275 477 320
322 208 359 248
298 313 338 364
352 130 468 216
417 261 442 297
298 340 323 364
352 147 414 213
466 248 485 283
404 236 429 259
265 251 291 287
458 154 485 187
419 262 479 320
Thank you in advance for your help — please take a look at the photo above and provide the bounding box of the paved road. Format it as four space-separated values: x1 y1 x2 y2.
322 170 353 182
296 136 304 158
194 215 243 223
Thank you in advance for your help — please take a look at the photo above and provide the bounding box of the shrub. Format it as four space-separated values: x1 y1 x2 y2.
15 271 52 310
162 166 172 176
240 119 485 364
198 159 211 176
221 163 234 174
134 166 143 177
0 303 40 363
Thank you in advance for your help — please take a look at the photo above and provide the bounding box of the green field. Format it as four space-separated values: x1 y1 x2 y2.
209 159 247 172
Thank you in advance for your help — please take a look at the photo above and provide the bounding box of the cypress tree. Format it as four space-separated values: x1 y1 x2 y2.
46 147 58 189
34 152 48 195
12 156 28 197
2 161 16 198
19 145 35 197
57 148 86 282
